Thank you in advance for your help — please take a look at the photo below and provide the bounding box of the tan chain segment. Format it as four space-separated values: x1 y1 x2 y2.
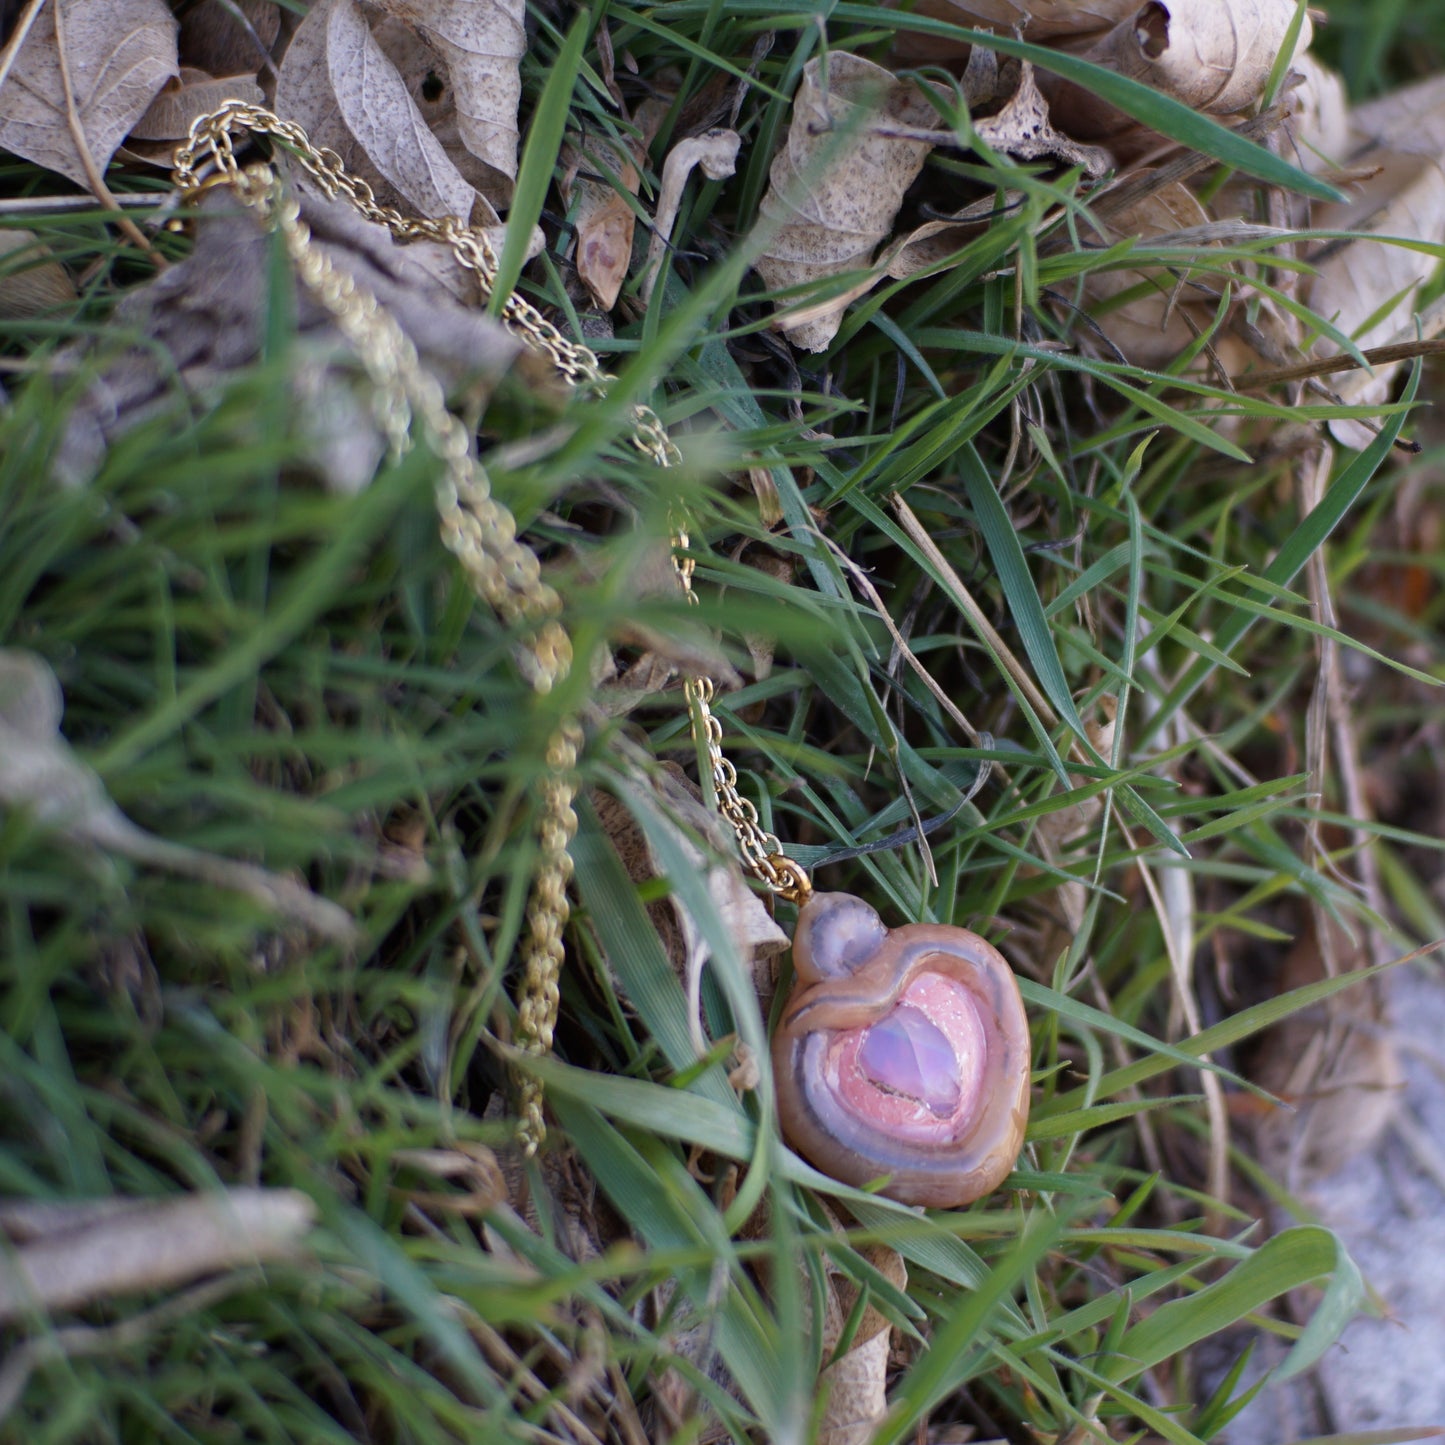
173 101 810 1150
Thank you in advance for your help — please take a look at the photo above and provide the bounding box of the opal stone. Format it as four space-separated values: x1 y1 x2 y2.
857 1005 962 1118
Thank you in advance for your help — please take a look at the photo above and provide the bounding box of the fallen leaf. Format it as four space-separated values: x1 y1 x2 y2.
368 0 527 207
0 229 77 319
1252 915 1404 1184
755 53 946 351
178 0 280 77
56 183 525 495
563 134 642 311
818 1247 906 1445
640 128 741 306
1301 70 1445 445
0 1188 315 1322
884 191 1009 281
0 646 358 941
130 67 265 143
274 0 497 224
1079 173 1219 366
973 58 1112 175
1286 51 1350 169
891 0 1143 57
1050 0 1312 140
0 0 177 188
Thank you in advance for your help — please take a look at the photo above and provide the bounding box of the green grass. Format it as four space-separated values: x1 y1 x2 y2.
3 1 1444 1441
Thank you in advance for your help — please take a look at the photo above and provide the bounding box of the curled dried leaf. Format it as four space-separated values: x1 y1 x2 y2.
130 66 266 143
275 0 496 224
0 1188 315 1322
891 0 1143 55
641 128 741 306
178 0 280 77
0 0 177 188
755 54 946 351
1079 174 1219 365
368 0 526 206
0 230 77 320
563 134 642 311
1302 71 1445 445
0 650 359 941
816 1242 906 1445
971 58 1112 176
1050 0 1312 140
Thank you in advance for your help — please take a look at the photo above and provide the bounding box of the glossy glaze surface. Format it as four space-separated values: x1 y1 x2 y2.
772 891 1031 1208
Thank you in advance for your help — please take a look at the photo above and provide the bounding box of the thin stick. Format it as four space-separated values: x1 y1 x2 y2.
1231 335 1445 391
0 0 47 96
51 0 160 261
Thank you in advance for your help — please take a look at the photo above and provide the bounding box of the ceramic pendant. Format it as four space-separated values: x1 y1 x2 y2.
772 891 1031 1208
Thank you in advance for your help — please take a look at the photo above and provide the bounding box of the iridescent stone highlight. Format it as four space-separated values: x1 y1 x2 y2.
858 1005 962 1117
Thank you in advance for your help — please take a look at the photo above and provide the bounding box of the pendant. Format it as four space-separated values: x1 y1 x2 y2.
772 892 1031 1209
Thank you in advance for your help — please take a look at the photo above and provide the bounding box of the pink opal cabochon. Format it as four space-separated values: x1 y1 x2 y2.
772 892 1031 1208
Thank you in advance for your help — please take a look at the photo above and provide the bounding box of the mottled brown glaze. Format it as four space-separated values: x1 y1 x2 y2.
773 891 1031 1208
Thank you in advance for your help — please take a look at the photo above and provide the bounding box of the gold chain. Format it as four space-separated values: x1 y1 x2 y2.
173 101 810 1149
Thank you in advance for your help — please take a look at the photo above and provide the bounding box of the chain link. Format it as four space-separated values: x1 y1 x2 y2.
174 103 810 1151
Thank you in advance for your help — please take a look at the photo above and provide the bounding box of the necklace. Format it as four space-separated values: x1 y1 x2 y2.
172 102 1031 1209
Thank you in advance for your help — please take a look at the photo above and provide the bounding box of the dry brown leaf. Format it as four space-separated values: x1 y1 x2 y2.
641 128 741 306
1051 0 1312 140
0 649 359 940
0 1188 315 1322
56 183 523 496
367 0 526 206
884 191 1008 281
0 229 76 319
1252 916 1404 1185
891 0 1143 56
1301 71 1445 445
178 0 280 77
1079 174 1218 365
130 66 266 142
1285 51 1349 169
563 134 641 311
0 0 177 188
816 1242 906 1445
275 0 497 225
755 53 946 351
973 58 1112 175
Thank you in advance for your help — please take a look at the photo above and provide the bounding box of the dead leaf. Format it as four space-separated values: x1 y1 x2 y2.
816 1243 906 1445
178 0 280 77
891 0 1143 56
1252 915 1404 1185
563 134 642 311
367 0 526 207
883 191 1009 281
1301 71 1445 446
0 229 76 319
1079 174 1219 366
0 0 177 188
130 67 266 143
0 648 360 940
640 128 741 306
1050 0 1312 139
973 59 1112 176
56 183 525 495
755 53 947 351
0 1188 315 1322
1286 51 1349 169
275 0 497 225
